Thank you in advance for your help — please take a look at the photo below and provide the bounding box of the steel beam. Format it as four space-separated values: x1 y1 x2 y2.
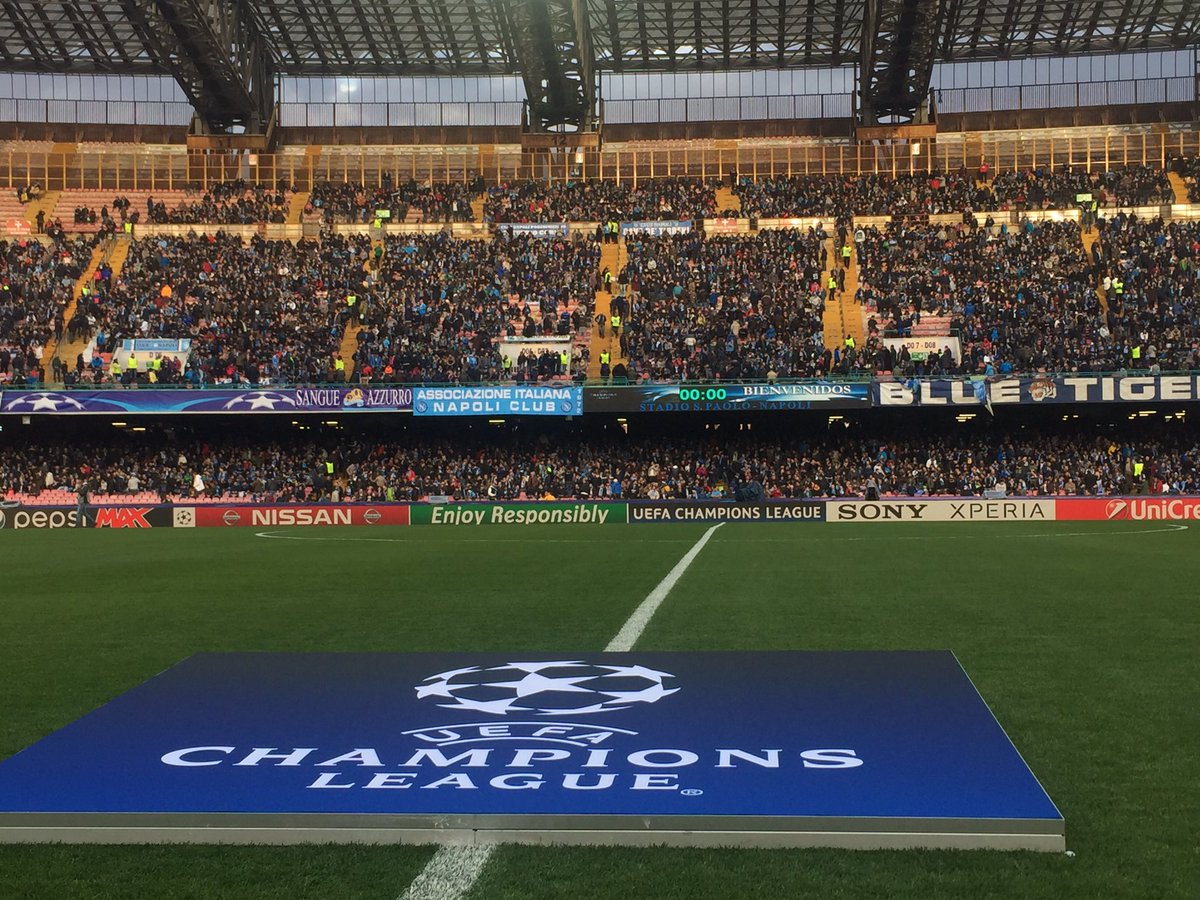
120 0 274 133
507 0 595 131
860 0 944 124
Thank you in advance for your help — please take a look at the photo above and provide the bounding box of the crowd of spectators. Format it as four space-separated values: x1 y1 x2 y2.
986 166 1173 210
856 217 1110 376
307 177 481 224
4 423 1197 503
1092 213 1200 372
14 184 43 205
21 168 1185 236
9 167 1200 389
732 167 1174 220
66 232 372 385
0 236 92 383
615 228 829 380
67 183 293 230
734 173 982 219
72 205 102 226
51 230 599 386
351 231 600 382
1175 156 1200 202
151 181 294 225
485 179 726 223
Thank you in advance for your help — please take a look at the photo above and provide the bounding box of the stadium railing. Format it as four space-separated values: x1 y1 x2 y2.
2 372 1196 391
2 127 1200 191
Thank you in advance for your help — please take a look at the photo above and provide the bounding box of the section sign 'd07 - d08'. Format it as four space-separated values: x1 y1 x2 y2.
0 651 1063 850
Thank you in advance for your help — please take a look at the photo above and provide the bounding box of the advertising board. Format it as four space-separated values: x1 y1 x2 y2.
874 374 1200 407
827 500 1056 522
189 505 410 528
413 386 582 417
629 501 823 523
500 223 570 238
618 220 693 236
410 503 624 525
585 383 870 413
0 387 412 415
0 505 175 529
1056 497 1200 521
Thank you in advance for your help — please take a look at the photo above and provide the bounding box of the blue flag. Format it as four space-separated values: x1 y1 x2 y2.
973 379 994 415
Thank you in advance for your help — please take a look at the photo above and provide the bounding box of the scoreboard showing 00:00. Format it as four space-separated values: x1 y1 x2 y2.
588 383 870 412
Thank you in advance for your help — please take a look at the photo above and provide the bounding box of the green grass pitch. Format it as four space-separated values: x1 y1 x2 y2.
1 521 1197 899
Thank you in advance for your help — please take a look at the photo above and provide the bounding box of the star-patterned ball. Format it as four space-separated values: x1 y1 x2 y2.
415 660 679 716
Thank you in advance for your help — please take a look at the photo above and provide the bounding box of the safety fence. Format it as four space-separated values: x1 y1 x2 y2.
2 125 1200 190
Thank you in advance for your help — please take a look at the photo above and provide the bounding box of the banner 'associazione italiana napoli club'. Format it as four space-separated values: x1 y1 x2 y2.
413 387 582 417
0 651 1064 849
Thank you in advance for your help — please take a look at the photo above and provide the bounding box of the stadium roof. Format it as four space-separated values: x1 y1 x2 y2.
1 0 1197 76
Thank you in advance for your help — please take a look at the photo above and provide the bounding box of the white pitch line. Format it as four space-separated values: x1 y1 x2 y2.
394 521 725 900
606 522 726 651
399 845 495 900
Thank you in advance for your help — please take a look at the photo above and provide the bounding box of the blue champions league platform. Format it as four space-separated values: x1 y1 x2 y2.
0 652 1064 850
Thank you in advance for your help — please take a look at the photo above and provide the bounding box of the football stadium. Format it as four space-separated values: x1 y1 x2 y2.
1 1 1199 898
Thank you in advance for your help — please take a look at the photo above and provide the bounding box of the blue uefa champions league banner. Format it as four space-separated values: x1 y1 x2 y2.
0 387 413 415
0 652 1062 847
413 386 583 417
585 382 871 412
619 220 693 236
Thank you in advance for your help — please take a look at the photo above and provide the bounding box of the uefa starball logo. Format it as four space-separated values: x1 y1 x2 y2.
1 391 86 412
157 655 867 795
221 391 297 411
416 661 679 716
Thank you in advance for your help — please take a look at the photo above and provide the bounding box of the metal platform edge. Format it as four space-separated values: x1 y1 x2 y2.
0 814 1066 852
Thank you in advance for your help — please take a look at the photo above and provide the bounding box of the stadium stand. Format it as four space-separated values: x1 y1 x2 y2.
1176 157 1200 202
856 217 1106 375
4 423 1197 504
615 228 828 381
3 2 1200 895
45 230 599 386
0 235 93 383
485 178 726 223
3 169 1200 384
55 183 293 233
66 232 370 385
352 231 600 382
986 166 1174 210
307 179 481 224
149 181 294 225
1092 214 1200 372
732 167 1176 220
733 172 981 218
